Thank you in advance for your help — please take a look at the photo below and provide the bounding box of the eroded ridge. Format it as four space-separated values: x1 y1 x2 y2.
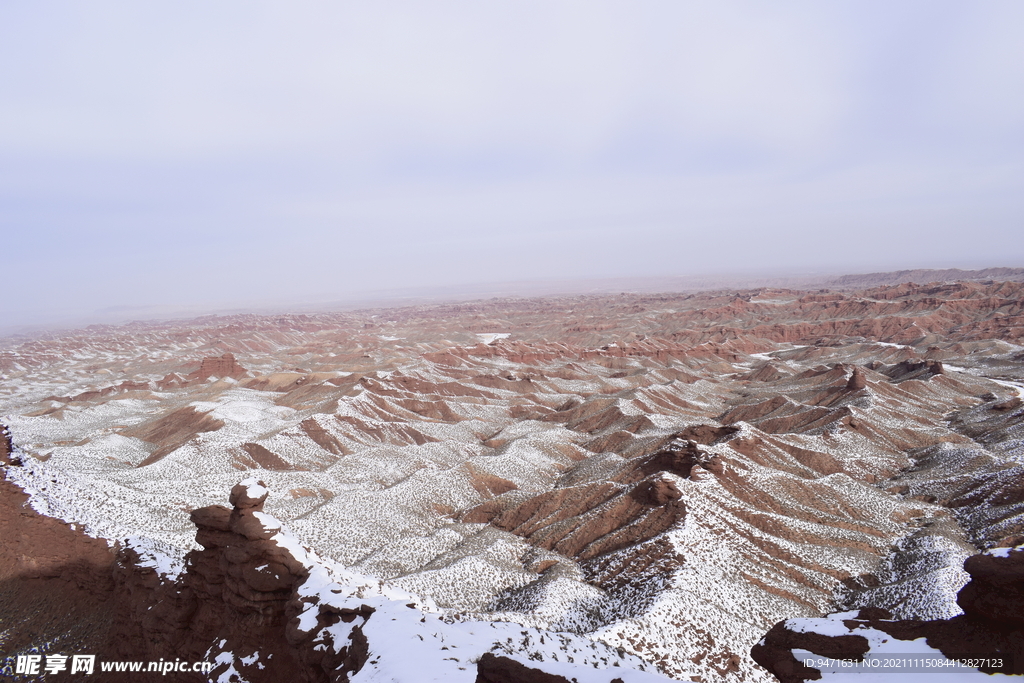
1 279 1023 681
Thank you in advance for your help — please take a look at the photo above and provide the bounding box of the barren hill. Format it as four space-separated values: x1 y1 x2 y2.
1 276 1023 681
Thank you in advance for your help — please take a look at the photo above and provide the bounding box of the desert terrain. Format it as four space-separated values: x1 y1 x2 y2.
2 272 1023 681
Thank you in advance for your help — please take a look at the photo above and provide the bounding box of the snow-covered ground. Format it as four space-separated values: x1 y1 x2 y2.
2 314 1022 683
787 612 1017 683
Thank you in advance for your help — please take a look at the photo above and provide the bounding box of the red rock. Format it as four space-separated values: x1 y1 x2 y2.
229 480 269 509
631 478 682 506
240 442 295 470
957 547 1024 624
110 481 310 681
0 423 11 465
475 652 573 683
189 352 248 381
993 397 1022 412
846 366 867 391
622 441 703 481
191 504 232 530
676 424 739 445
230 510 278 540
753 549 1024 681
127 406 225 466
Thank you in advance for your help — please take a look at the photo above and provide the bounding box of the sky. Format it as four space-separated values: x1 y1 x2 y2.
2 1 1022 330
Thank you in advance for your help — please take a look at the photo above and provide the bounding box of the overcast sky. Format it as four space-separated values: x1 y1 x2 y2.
2 1 1022 329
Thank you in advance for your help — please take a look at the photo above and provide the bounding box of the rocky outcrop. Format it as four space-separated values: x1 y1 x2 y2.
675 423 739 445
884 359 945 382
111 480 309 681
188 352 248 381
616 438 707 482
956 545 1024 624
106 480 410 681
752 545 1024 680
465 474 686 562
2 473 388 681
464 435 708 564
475 653 572 683
0 423 11 465
751 619 871 683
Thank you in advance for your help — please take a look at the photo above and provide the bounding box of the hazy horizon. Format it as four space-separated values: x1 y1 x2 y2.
3 1 1022 331
3 265 1022 339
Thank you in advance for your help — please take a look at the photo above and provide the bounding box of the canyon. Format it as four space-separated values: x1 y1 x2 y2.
1 274 1023 681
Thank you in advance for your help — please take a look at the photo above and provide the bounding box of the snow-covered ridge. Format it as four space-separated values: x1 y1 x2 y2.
214 479 676 682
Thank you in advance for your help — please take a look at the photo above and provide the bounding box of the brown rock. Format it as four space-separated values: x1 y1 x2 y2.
631 478 682 506
703 455 725 474
477 477 686 561
0 472 117 660
466 463 519 497
189 352 248 381
230 480 269 510
957 548 1024 624
109 480 313 681
475 652 573 683
992 397 1022 412
754 548 1024 682
241 561 295 592
240 442 295 470
676 424 739 445
751 620 870 683
229 509 278 541
0 423 12 465
846 366 867 391
621 440 704 482
127 406 226 466
461 499 508 524
191 504 232 531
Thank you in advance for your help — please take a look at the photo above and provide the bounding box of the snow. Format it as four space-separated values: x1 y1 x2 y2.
212 651 241 683
476 333 510 344
238 478 269 500
788 611 1019 681
944 366 1024 397
123 535 186 581
250 510 677 682
251 510 282 531
786 611 863 637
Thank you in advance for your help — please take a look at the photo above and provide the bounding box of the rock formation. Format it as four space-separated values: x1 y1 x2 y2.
844 366 866 391
1 423 13 465
751 544 1024 681
188 352 248 381
111 480 308 680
